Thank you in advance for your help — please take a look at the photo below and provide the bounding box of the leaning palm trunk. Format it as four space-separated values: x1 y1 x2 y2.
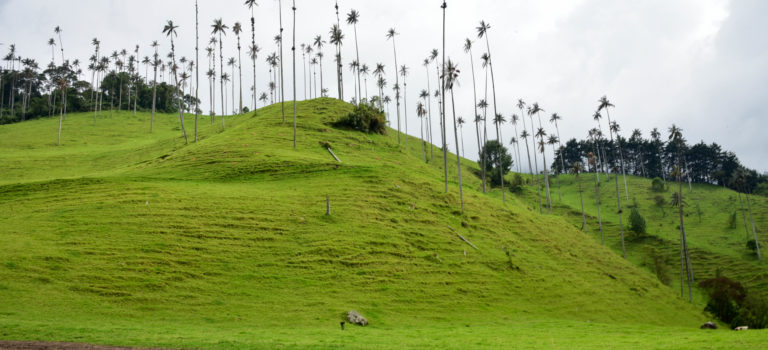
467 46 483 192
676 159 693 302
594 168 604 244
450 86 464 214
425 66 434 161
745 192 762 261
578 174 587 234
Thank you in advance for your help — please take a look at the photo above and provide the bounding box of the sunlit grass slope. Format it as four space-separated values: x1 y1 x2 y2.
0 99 765 349
518 171 768 301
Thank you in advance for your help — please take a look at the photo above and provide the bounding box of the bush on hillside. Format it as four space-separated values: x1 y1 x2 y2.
747 239 761 254
698 276 747 325
732 294 768 329
651 177 666 192
508 173 524 194
479 140 513 187
333 103 387 135
728 211 738 229
628 208 646 238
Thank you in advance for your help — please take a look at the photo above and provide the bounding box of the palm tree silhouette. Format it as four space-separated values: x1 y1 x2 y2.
464 38 481 177
194 1 200 141
291 0 297 148
610 120 630 200
329 24 344 100
669 124 693 302
233 22 244 114
445 59 465 214
550 113 565 200
510 114 522 174
477 20 503 202
245 0 258 110
417 101 427 162
228 57 237 114
422 58 435 161
163 20 188 143
314 35 326 95
212 18 228 126
347 10 362 104
386 28 401 145
571 162 588 234
598 96 625 258
536 127 551 213
518 99 534 180
400 65 409 149
587 134 604 244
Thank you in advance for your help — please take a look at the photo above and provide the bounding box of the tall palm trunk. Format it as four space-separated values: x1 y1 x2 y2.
540 141 552 214
425 66 434 161
578 173 587 234
745 192 762 261
278 0 285 124
250 6 257 110
604 111 626 258
441 1 448 194
468 46 483 193
593 167 603 244
151 57 158 133
237 36 243 114
292 0 297 149
483 31 503 202
676 152 693 301
353 23 361 104
450 86 465 214
218 32 225 128
521 107 533 181
402 72 408 149
57 86 64 145
195 1 200 142
170 37 188 144
390 38 401 145
554 121 564 200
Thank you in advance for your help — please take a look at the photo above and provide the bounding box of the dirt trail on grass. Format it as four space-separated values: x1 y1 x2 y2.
0 342 168 350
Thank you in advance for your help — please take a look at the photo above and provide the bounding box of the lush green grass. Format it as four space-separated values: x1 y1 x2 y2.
0 99 765 349
517 170 768 301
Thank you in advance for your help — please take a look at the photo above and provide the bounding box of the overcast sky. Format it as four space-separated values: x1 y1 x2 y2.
1 0 766 173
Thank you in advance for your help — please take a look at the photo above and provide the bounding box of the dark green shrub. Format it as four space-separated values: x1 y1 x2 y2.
732 294 768 329
747 239 760 254
651 177 665 192
333 103 387 134
629 208 646 237
478 140 512 187
508 173 524 194
698 276 747 325
728 212 738 229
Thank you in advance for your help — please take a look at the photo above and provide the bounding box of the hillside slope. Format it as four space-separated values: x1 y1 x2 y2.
0 99 765 349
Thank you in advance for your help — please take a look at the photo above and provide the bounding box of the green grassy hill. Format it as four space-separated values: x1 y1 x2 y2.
0 99 765 349
519 171 768 302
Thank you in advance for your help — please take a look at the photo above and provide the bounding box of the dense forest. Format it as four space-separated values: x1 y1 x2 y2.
551 129 767 195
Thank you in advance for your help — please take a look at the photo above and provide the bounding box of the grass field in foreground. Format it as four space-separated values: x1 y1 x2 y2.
0 99 765 349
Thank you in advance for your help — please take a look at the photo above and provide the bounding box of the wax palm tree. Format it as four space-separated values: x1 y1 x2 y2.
150 41 159 132
374 63 385 109
417 101 427 162
346 10 362 103
597 96 625 258
386 28 401 145
329 24 344 100
221 72 230 114
731 169 761 261
276 0 285 123
360 64 369 101
477 20 503 201
550 113 565 200
520 127 534 189
536 128 551 213
458 117 466 158
194 1 200 141
478 99 489 192
445 59 465 214
510 114 522 174
518 99 534 179
593 111 609 178
464 38 482 181
163 20 188 143
228 57 236 114
421 59 435 161
587 138 604 244
400 65 409 148
259 92 268 105
314 35 325 95
610 120 630 200
233 22 244 113
212 19 228 126
55 26 68 121
245 0 258 109
383 95 391 118
669 124 693 301
291 0 297 148
572 162 588 234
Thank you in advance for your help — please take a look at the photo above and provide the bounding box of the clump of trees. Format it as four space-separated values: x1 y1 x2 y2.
332 102 386 134
699 275 768 329
552 130 767 195
479 140 512 187
628 208 646 238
